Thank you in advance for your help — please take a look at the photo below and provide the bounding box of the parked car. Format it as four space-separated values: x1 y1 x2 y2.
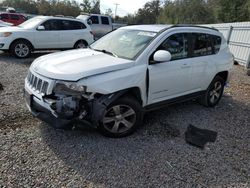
0 12 26 25
77 14 126 39
24 25 234 137
0 16 94 58
0 20 13 27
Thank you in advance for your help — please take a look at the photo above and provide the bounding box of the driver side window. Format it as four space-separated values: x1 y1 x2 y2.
159 33 188 61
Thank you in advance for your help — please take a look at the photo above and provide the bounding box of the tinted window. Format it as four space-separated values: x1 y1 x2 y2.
41 20 63 30
61 20 86 30
1 14 9 19
101 16 109 25
10 14 19 20
192 33 213 57
159 33 189 60
212 35 221 54
90 16 99 24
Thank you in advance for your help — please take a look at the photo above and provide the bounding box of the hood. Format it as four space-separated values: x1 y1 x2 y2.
31 49 134 81
0 26 25 32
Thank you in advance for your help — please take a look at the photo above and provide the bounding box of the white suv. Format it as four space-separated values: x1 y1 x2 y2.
24 25 234 137
0 16 94 58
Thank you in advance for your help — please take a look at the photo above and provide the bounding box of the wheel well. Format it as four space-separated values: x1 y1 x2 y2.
74 40 88 47
10 38 34 50
216 71 228 82
122 87 143 105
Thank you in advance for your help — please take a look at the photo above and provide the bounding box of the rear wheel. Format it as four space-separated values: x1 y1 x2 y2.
74 40 87 49
10 40 32 58
199 76 225 107
98 97 143 138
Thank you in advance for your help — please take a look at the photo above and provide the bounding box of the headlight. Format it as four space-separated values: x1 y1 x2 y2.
53 81 86 94
0 32 12 37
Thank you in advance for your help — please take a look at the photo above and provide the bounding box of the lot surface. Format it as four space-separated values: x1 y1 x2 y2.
0 52 249 188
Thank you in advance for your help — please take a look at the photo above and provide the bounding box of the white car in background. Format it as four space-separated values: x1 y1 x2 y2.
0 16 94 58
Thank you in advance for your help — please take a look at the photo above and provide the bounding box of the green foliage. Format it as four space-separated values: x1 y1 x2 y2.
0 0 100 17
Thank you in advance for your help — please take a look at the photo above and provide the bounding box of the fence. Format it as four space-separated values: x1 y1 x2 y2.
205 22 250 69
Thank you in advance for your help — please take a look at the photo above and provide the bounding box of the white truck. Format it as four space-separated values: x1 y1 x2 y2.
77 14 126 39
24 25 234 137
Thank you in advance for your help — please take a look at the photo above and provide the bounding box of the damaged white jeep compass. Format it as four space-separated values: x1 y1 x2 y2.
24 25 233 137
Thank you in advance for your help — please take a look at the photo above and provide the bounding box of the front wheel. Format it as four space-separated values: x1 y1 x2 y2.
10 40 31 58
199 76 225 107
98 97 143 138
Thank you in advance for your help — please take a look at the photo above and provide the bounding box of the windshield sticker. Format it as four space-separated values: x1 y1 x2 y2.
137 32 156 37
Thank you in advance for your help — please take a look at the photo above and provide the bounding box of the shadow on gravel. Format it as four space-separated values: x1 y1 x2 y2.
40 96 250 187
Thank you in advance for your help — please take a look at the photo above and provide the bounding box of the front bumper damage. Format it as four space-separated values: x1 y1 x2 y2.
24 86 127 129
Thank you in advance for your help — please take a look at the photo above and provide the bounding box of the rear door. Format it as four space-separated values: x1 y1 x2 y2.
59 20 87 48
34 19 60 49
188 33 215 91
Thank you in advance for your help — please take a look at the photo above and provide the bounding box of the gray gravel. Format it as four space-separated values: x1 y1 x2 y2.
0 51 249 187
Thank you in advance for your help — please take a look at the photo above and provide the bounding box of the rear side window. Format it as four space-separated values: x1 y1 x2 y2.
192 33 213 57
90 16 99 24
212 35 222 54
159 33 189 60
10 14 19 20
41 19 63 30
101 16 109 25
0 14 9 19
61 20 87 30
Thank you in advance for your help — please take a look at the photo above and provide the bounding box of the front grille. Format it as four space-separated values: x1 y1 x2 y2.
27 71 49 95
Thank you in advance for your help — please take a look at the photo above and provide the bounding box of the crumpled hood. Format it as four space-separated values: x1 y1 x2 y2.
31 49 134 81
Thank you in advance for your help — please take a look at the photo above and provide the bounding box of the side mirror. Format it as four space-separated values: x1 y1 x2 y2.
153 50 172 62
87 19 92 25
37 25 45 30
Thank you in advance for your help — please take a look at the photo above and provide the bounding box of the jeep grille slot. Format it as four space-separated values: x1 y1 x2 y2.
27 71 49 95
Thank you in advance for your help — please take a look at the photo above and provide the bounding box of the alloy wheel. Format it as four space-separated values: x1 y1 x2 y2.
15 43 29 58
103 105 136 134
209 81 222 104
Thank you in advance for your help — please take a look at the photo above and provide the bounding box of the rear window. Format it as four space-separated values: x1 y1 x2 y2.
101 16 109 25
90 16 99 24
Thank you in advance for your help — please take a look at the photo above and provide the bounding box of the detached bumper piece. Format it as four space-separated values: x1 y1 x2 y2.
185 124 217 149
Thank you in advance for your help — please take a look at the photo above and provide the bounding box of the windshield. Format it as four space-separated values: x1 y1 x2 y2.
19 17 43 29
90 29 157 60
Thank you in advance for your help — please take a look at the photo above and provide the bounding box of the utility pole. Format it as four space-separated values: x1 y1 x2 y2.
114 3 119 20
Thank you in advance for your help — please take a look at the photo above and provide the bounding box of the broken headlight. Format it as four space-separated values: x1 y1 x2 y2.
53 81 87 95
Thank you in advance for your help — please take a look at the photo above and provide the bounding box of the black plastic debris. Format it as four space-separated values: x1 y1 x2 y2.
185 124 217 149
0 82 3 91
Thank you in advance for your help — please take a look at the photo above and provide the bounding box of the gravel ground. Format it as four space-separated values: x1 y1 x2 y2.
0 52 249 188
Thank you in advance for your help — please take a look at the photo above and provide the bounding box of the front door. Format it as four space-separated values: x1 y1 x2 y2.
148 33 193 104
34 19 60 49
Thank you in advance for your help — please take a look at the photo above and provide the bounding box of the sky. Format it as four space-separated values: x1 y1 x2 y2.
100 0 149 16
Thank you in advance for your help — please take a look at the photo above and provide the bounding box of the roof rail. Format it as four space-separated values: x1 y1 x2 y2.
171 24 219 31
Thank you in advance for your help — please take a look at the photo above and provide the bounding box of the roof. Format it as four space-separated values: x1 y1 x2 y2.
121 24 219 33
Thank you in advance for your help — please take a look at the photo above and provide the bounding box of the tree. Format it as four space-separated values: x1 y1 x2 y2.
217 0 250 22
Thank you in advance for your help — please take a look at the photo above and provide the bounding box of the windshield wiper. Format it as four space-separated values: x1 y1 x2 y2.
91 48 118 58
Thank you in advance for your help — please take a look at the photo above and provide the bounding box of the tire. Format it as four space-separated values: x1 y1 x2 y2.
247 69 250 76
10 40 32 58
98 97 143 138
199 76 225 107
74 40 87 49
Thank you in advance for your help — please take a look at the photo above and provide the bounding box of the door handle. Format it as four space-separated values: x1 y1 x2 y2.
181 64 191 68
